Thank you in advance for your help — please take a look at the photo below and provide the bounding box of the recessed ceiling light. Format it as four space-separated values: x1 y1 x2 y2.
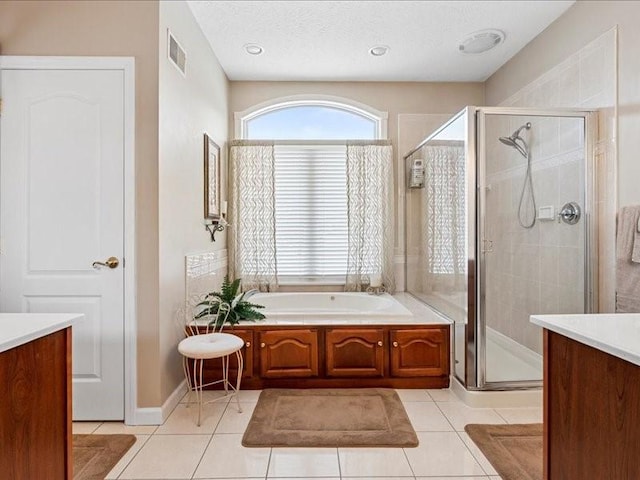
458 29 505 54
369 45 389 57
244 44 263 55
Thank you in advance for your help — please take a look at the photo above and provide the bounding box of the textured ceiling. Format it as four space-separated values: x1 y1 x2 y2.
187 1 574 82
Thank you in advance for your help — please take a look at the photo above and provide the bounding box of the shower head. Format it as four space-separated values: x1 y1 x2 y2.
499 122 531 158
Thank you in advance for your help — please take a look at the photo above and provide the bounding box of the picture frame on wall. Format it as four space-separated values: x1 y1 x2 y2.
204 133 221 220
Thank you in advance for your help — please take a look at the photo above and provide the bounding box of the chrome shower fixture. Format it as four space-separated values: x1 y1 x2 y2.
498 122 536 229
498 122 531 158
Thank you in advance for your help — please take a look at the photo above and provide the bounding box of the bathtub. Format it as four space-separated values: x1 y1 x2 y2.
250 292 413 320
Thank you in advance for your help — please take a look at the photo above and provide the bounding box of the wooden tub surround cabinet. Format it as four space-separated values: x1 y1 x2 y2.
190 324 450 389
532 314 640 480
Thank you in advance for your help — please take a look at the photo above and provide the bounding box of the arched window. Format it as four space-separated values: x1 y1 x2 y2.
233 96 388 281
236 95 388 140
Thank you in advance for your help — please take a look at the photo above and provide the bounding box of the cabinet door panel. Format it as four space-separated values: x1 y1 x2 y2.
192 329 254 383
390 328 449 377
326 328 384 377
260 329 319 378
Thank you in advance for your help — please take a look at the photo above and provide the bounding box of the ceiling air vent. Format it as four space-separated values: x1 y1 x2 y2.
168 30 186 75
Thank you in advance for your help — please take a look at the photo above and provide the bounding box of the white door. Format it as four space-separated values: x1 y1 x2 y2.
0 69 125 420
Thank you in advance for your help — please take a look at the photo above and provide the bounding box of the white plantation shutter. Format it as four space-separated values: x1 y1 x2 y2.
274 144 348 278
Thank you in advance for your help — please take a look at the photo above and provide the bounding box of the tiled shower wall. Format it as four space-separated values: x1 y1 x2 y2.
499 27 617 313
486 28 616 353
485 115 586 354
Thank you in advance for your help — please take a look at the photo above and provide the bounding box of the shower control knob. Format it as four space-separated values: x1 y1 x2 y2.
558 202 581 225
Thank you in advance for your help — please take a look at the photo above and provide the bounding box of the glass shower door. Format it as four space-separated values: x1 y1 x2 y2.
479 111 588 386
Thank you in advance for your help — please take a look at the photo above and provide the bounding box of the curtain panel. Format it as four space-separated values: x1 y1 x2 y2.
228 142 278 291
420 143 466 293
344 143 395 293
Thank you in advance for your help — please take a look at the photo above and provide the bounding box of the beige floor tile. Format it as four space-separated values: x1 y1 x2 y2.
416 477 489 479
236 389 262 402
403 401 453 431
180 389 234 404
396 388 432 402
458 431 499 476
104 434 151 479
427 388 461 402
194 433 270 478
404 431 486 477
215 402 257 434
94 422 158 435
494 407 543 424
119 434 210 479
156 402 227 434
338 447 414 477
436 402 506 431
268 448 340 477
72 422 102 434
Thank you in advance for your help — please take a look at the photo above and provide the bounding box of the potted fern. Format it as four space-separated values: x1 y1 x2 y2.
195 276 265 328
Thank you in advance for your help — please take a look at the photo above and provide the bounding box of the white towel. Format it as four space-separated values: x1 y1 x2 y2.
616 206 640 312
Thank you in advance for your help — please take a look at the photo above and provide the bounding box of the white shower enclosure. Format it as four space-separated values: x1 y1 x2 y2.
404 106 596 390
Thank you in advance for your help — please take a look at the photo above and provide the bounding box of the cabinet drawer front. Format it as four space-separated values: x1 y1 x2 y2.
326 328 385 377
390 328 449 377
259 329 319 378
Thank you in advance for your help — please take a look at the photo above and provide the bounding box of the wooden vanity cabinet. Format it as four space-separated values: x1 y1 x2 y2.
390 328 449 377
259 329 319 378
326 328 385 377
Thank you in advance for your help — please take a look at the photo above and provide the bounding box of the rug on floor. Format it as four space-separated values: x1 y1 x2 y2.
242 388 418 448
465 423 543 480
73 434 136 480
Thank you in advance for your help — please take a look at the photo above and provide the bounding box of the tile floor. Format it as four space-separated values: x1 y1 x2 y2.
74 388 542 480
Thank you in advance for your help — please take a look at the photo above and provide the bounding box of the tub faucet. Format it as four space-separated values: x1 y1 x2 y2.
366 285 387 296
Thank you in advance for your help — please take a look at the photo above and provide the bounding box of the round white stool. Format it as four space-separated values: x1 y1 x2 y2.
178 331 244 426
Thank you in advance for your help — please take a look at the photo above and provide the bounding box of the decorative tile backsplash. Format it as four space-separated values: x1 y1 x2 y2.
185 249 228 304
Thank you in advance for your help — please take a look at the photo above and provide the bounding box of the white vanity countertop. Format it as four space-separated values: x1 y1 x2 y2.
0 313 82 353
531 313 640 367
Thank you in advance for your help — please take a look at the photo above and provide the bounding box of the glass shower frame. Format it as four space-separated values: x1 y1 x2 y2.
404 106 597 391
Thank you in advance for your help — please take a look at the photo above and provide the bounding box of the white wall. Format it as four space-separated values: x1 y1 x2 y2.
158 0 229 403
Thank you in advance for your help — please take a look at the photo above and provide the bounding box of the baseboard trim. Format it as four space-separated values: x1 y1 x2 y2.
128 379 187 425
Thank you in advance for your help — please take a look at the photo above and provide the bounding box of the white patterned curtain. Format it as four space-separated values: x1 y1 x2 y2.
420 143 466 293
345 142 395 293
228 141 278 291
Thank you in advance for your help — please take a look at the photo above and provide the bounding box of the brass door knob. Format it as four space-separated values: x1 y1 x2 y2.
260 342 266 348
246 342 251 347
377 341 383 347
393 341 399 347
92 256 119 269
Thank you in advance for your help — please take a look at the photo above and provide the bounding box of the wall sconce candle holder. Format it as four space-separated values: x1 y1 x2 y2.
204 216 229 242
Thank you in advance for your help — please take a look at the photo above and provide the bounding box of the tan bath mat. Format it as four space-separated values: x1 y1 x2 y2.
465 423 543 480
242 388 418 448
